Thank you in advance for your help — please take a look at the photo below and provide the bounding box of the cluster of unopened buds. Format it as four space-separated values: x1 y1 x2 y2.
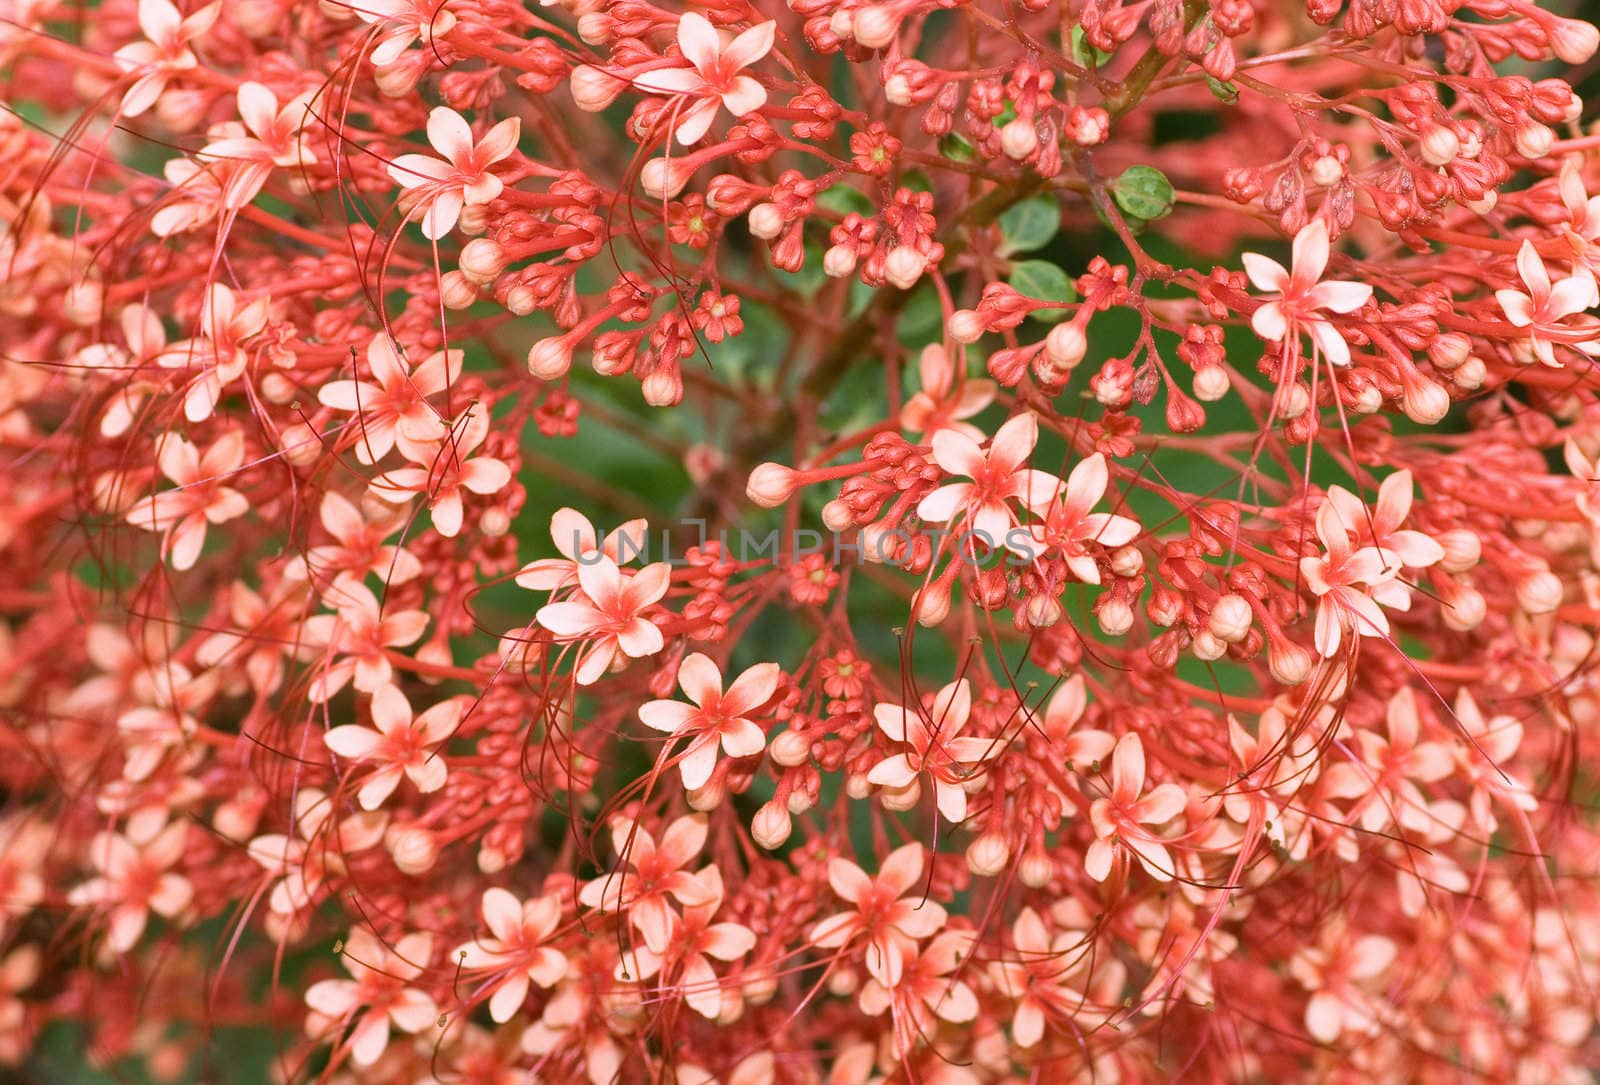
7 0 1600 1079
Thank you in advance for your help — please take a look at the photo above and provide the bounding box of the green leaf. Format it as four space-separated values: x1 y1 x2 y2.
939 132 978 163
1206 75 1239 104
1111 165 1175 223
1069 26 1113 69
1009 259 1076 322
998 196 1060 255
817 185 876 217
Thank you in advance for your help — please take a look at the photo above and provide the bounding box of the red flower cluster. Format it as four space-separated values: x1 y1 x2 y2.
4 0 1600 1079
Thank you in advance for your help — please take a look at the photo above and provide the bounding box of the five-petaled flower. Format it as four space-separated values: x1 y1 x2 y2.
323 682 463 810
1026 452 1141 582
868 678 994 823
917 412 1062 554
809 843 946 986
1299 498 1406 659
638 652 780 790
1085 733 1187 881
1494 240 1600 367
455 888 568 1023
387 106 521 239
318 335 460 465
125 431 248 571
113 0 221 117
305 929 437 1067
632 14 775 145
1243 219 1373 366
535 554 671 685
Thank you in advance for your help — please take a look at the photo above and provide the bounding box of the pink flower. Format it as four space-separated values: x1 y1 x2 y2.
856 930 978 1058
515 507 650 592
898 343 995 443
535 555 671 685
354 0 457 67
613 866 756 1019
1290 929 1395 1043
154 283 269 422
1495 241 1600 367
246 788 387 919
578 814 715 953
1085 733 1187 881
297 491 421 586
1243 219 1372 366
1026 452 1142 582
455 889 567 1023
387 107 521 239
368 408 512 538
916 413 1063 553
988 907 1091 1047
304 929 437 1067
198 82 317 210
323 683 463 810
1039 675 1116 769
868 678 994 822
809 843 946 986
638 652 780 790
66 824 193 953
303 578 429 702
1324 469 1444 570
124 431 248 570
1299 498 1404 658
631 13 775 145
112 0 221 117
318 336 460 465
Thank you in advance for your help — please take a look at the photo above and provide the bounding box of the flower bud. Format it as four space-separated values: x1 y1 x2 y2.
528 337 573 379
1438 529 1481 573
880 779 921 811
1193 364 1230 401
480 506 511 537
1514 123 1554 160
1453 357 1486 389
570 65 625 111
914 582 951 626
1402 377 1451 424
1000 118 1039 160
965 832 1010 877
885 74 913 106
770 729 811 767
1517 570 1563 614
1419 126 1459 167
503 283 537 315
948 309 986 343
641 157 691 199
1464 191 1497 216
1045 321 1087 368
390 827 438 875
821 499 855 532
751 802 792 849
1208 594 1254 643
1191 630 1227 660
440 270 479 309
1147 587 1183 627
746 462 798 507
1442 584 1486 631
1429 333 1471 370
279 422 322 469
852 6 899 48
1548 16 1600 64
1268 637 1314 685
747 202 784 240
459 238 507 282
260 372 297 405
828 8 854 38
1097 598 1134 636
1023 593 1063 629
823 244 858 277
1110 546 1143 578
884 247 926 290
641 368 683 406
1018 847 1053 888
1308 155 1344 186
687 779 724 811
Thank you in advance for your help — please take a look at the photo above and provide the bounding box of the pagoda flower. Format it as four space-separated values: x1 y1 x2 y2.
1321 686 1454 836
638 652 780 791
115 660 217 781
1495 240 1600 367
1559 160 1600 280
855 930 979 1060
1223 707 1320 847
318 335 460 465
150 156 224 238
1025 452 1142 582
868 678 995 823
322 683 464 811
65 823 193 953
809 843 947 987
304 928 437 1068
368 407 511 538
987 907 1094 1047
302 577 429 702
898 342 996 443
1299 497 1407 659
296 491 422 586
387 106 520 239
1243 218 1373 366
0 817 49 933
578 814 717 954
916 412 1063 554
1038 675 1117 770
1323 469 1445 571
246 787 388 919
631 13 776 146
1085 733 1187 882
354 0 458 69
612 866 757 1020
535 554 672 685
1450 688 1538 835
454 888 567 1023
1289 927 1396 1044
515 507 650 593
124 431 248 571
112 0 221 117
0 944 39 1049
154 282 270 422
198 82 319 211
193 577 314 696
